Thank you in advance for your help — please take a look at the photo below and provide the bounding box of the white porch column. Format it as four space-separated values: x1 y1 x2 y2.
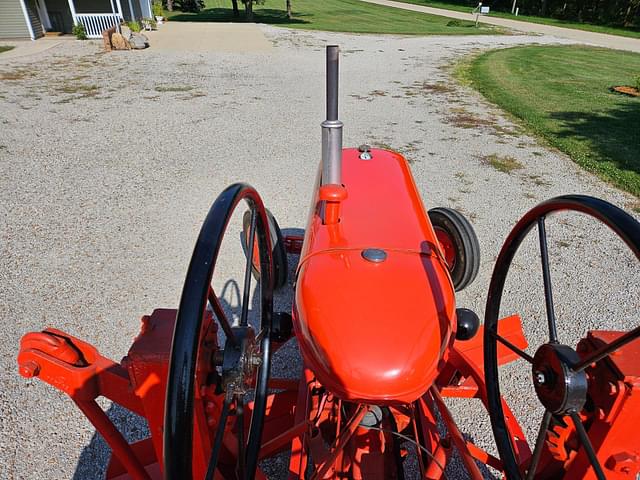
109 0 117 17
127 0 135 21
109 0 121 33
115 0 124 31
144 0 152 18
18 0 36 40
66 0 78 25
37 0 52 30
115 0 124 20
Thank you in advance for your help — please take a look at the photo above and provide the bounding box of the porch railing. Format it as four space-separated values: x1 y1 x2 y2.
75 13 123 39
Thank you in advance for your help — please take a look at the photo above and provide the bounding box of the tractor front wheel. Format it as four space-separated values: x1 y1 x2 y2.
428 207 480 292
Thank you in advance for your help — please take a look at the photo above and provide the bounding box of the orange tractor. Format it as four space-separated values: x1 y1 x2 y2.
18 46 640 480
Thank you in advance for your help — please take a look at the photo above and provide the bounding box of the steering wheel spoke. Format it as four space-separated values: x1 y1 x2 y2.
208 286 238 347
525 409 552 480
240 209 257 328
205 395 232 480
236 401 246 479
569 411 606 480
573 324 640 373
488 329 534 363
537 216 559 343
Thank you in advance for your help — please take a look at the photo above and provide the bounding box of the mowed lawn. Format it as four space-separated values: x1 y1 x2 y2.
396 0 640 39
165 0 502 35
464 46 640 197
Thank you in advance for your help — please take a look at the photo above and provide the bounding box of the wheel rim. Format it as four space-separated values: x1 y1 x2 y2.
434 227 457 269
483 194 640 480
164 183 274 480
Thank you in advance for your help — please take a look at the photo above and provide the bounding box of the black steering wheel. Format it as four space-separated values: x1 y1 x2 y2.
483 195 640 480
164 183 274 480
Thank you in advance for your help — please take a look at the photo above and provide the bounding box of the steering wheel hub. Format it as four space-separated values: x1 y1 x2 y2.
532 343 587 414
220 326 261 397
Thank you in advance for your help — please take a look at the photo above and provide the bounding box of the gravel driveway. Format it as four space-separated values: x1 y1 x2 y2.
1 25 638 479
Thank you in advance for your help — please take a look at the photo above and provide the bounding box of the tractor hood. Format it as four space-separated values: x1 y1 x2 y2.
294 246 455 404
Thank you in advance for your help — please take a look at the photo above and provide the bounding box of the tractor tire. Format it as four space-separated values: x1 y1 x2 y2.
428 207 480 292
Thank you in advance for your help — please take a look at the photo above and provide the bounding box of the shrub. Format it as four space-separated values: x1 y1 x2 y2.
636 75 640 91
72 23 87 40
172 0 205 12
142 17 157 29
446 19 475 27
152 2 163 17
127 20 141 32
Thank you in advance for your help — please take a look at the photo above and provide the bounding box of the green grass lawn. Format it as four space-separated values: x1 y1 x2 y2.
395 0 640 39
460 45 640 197
0 46 15 54
165 0 502 35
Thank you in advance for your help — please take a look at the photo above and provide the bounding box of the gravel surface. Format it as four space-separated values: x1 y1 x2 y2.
1 25 638 479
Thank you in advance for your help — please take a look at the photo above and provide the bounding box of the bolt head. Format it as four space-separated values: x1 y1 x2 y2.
19 361 40 378
534 371 546 385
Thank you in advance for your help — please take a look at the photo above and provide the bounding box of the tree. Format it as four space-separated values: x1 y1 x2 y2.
286 0 292 19
243 0 253 20
240 0 264 21
169 0 203 12
231 0 240 17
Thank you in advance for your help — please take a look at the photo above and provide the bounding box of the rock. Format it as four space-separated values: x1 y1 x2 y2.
129 32 149 49
102 26 115 52
120 25 131 38
111 32 131 50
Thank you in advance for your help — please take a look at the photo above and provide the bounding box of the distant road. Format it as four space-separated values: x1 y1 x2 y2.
360 0 640 53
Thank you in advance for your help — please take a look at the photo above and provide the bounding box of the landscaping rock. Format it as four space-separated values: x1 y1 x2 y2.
111 32 131 50
102 26 115 52
129 32 149 49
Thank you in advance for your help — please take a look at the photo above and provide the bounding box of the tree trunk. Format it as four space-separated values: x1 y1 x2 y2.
622 2 638 26
232 0 239 17
286 0 292 19
166 0 173 12
245 0 253 21
540 0 548 16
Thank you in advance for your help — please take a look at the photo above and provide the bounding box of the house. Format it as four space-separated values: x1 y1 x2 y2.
0 0 153 40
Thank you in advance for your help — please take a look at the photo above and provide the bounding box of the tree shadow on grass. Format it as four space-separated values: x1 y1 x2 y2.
168 7 311 25
549 101 640 192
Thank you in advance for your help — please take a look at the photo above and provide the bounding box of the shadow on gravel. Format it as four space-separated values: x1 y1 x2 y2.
73 403 149 480
168 7 310 25
71 233 303 479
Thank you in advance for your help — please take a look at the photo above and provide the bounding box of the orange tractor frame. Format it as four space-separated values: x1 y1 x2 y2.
18 46 640 480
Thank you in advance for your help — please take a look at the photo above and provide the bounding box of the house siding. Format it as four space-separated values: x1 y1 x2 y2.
0 0 31 39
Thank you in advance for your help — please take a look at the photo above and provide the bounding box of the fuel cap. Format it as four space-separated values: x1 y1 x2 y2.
362 248 387 263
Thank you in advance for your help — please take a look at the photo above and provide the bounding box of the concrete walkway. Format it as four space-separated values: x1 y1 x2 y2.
0 37 67 61
361 0 640 53
145 21 272 53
